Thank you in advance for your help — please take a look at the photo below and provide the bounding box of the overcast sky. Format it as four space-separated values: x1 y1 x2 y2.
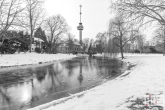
44 0 113 40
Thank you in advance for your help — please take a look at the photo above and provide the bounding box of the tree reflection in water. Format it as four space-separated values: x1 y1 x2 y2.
78 62 83 83
0 86 11 109
0 56 126 110
77 61 84 91
0 81 33 110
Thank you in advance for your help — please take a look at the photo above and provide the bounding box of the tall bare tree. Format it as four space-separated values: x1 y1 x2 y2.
20 0 45 52
0 0 25 44
95 32 107 54
67 33 74 54
44 14 69 53
105 37 119 58
153 25 165 45
108 15 137 59
136 34 146 53
111 0 165 55
82 38 90 52
88 39 97 56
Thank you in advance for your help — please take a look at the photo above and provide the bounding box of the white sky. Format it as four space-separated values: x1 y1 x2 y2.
43 0 156 41
44 0 113 40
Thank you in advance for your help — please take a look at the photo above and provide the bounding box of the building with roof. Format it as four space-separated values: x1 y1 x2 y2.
58 41 83 54
31 37 44 52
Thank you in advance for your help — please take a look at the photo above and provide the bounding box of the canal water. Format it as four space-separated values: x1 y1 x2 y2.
0 56 126 110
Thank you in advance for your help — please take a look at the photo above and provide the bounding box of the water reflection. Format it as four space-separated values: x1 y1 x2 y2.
0 56 126 110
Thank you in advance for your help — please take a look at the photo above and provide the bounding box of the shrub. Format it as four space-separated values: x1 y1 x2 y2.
134 49 140 53
35 47 41 53
149 47 158 53
72 51 78 55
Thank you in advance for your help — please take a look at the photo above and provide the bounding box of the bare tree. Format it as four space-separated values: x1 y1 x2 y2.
0 0 25 44
154 25 164 43
88 39 97 56
44 14 69 53
105 37 119 58
20 0 45 52
153 25 165 52
108 15 137 59
82 38 90 52
136 34 146 53
67 33 74 54
95 32 107 54
150 27 165 53
111 0 165 55
111 0 165 25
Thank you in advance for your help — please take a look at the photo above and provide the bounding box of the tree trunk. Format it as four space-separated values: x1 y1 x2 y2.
49 46 51 54
163 25 165 56
163 39 165 56
120 47 124 59
120 35 124 59
30 34 32 53
29 19 33 52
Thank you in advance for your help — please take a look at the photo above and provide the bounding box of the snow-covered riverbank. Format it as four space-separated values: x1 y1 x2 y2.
0 53 77 68
1 53 164 110
27 53 165 110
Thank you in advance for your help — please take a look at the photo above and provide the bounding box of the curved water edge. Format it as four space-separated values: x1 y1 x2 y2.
0 56 127 110
0 56 76 73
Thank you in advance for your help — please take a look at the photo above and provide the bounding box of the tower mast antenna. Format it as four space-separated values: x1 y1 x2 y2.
80 5 82 23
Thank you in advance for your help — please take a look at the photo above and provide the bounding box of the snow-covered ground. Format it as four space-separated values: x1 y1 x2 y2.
1 53 165 110
0 52 77 68
26 53 165 110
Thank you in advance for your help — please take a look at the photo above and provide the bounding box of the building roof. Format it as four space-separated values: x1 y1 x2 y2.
34 37 44 42
59 41 83 48
73 41 81 46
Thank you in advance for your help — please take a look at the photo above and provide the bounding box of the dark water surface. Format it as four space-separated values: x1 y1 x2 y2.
0 56 126 110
